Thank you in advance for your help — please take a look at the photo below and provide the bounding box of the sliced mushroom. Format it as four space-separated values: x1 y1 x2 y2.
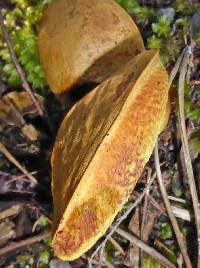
38 0 144 94
51 50 169 260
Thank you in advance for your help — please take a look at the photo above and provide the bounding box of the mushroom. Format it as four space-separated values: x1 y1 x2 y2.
51 50 170 260
38 0 144 95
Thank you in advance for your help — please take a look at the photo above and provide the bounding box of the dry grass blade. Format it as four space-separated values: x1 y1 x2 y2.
0 10 44 117
88 175 156 268
178 46 200 267
154 142 192 268
141 169 153 237
115 228 176 268
140 169 155 267
169 49 186 87
0 142 37 185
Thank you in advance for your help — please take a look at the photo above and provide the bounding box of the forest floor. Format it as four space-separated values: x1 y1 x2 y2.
0 0 200 268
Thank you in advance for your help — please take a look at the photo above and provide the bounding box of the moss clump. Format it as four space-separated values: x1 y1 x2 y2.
117 0 195 65
0 0 52 88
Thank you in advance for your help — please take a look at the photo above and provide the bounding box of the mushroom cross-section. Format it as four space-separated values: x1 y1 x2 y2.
51 50 169 261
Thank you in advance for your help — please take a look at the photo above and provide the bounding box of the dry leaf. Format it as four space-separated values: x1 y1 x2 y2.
0 91 43 127
0 91 42 142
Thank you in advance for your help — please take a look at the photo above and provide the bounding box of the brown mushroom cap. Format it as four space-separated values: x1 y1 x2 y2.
38 0 144 94
51 50 169 260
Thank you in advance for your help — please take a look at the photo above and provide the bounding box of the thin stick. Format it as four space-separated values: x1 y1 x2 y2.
115 228 176 268
0 142 37 185
88 175 156 268
0 231 51 256
154 142 192 268
177 46 200 267
0 10 44 117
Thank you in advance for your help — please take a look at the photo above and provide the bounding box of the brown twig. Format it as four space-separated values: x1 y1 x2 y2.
88 175 156 268
0 142 37 185
115 228 176 268
177 46 200 267
140 169 155 268
0 231 51 256
147 195 166 215
154 142 192 268
0 10 44 117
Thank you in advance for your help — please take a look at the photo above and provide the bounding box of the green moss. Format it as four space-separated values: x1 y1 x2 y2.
16 254 34 267
160 222 173 240
143 254 164 268
116 0 195 65
192 137 200 154
117 0 155 24
194 33 200 48
38 215 48 227
39 250 50 265
185 84 200 124
147 35 161 50
173 0 194 15
152 16 171 38
0 0 52 89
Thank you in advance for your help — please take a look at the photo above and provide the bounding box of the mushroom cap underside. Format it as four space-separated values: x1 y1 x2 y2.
51 50 169 260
